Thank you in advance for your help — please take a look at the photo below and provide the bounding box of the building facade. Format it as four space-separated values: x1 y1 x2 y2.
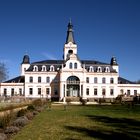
0 21 140 101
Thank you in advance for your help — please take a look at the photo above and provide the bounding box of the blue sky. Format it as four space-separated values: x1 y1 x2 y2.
0 0 140 81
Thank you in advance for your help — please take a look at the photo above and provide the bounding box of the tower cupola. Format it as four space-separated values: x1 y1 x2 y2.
22 54 30 64
110 56 117 65
64 21 78 60
66 21 75 44
21 54 30 75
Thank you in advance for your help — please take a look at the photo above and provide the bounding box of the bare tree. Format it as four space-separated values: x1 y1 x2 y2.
0 62 8 82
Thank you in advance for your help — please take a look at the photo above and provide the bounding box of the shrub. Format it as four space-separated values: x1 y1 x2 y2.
5 126 19 134
66 98 71 105
0 111 15 129
80 97 87 105
32 99 43 107
17 109 27 117
0 133 7 140
13 116 29 127
35 107 43 113
26 112 34 120
27 105 35 111
33 111 39 116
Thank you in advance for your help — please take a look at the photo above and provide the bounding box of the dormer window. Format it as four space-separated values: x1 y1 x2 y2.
89 66 94 72
50 65 54 71
105 67 110 72
42 65 46 71
33 65 38 71
97 67 102 72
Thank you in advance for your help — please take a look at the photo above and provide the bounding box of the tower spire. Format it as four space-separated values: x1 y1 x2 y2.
66 20 75 44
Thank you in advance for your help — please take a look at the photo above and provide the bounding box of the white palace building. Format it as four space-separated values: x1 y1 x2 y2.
0 21 140 101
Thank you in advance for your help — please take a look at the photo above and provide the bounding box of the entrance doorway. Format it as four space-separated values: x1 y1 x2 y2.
66 76 80 97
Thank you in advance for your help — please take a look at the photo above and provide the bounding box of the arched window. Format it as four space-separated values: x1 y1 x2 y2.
105 67 110 72
89 66 94 72
74 63 77 69
97 67 102 72
110 78 114 84
67 76 80 84
33 66 38 71
42 65 46 71
69 62 73 69
50 65 54 71
102 77 106 84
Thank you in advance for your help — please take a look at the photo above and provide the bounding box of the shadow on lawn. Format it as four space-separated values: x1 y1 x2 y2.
64 115 140 140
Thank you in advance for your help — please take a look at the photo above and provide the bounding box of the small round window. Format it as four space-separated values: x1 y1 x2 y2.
68 50 73 54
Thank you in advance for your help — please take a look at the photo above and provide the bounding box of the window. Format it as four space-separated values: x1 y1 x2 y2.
98 67 102 72
29 88 33 95
50 65 54 71
69 62 72 69
120 89 124 94
127 90 130 96
46 88 50 95
94 88 97 96
63 85 65 97
89 66 93 72
102 77 106 84
68 50 73 54
110 89 114 96
102 89 106 96
4 88 7 97
86 77 89 83
38 77 41 83
29 76 33 83
46 77 50 83
110 78 114 84
86 88 89 95
24 68 26 72
81 85 83 96
11 88 14 96
38 88 41 95
33 66 38 71
19 88 22 96
74 63 77 69
105 67 110 72
94 77 98 83
42 65 46 71
54 89 58 95
134 90 137 96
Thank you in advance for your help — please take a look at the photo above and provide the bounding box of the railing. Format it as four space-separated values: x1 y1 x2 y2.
67 81 80 84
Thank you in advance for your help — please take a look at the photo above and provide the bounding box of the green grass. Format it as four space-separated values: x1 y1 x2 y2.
11 105 140 140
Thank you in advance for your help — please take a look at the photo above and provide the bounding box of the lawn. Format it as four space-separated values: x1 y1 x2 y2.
11 104 140 140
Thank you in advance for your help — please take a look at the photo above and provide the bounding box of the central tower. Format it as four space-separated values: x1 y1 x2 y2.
63 21 78 60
